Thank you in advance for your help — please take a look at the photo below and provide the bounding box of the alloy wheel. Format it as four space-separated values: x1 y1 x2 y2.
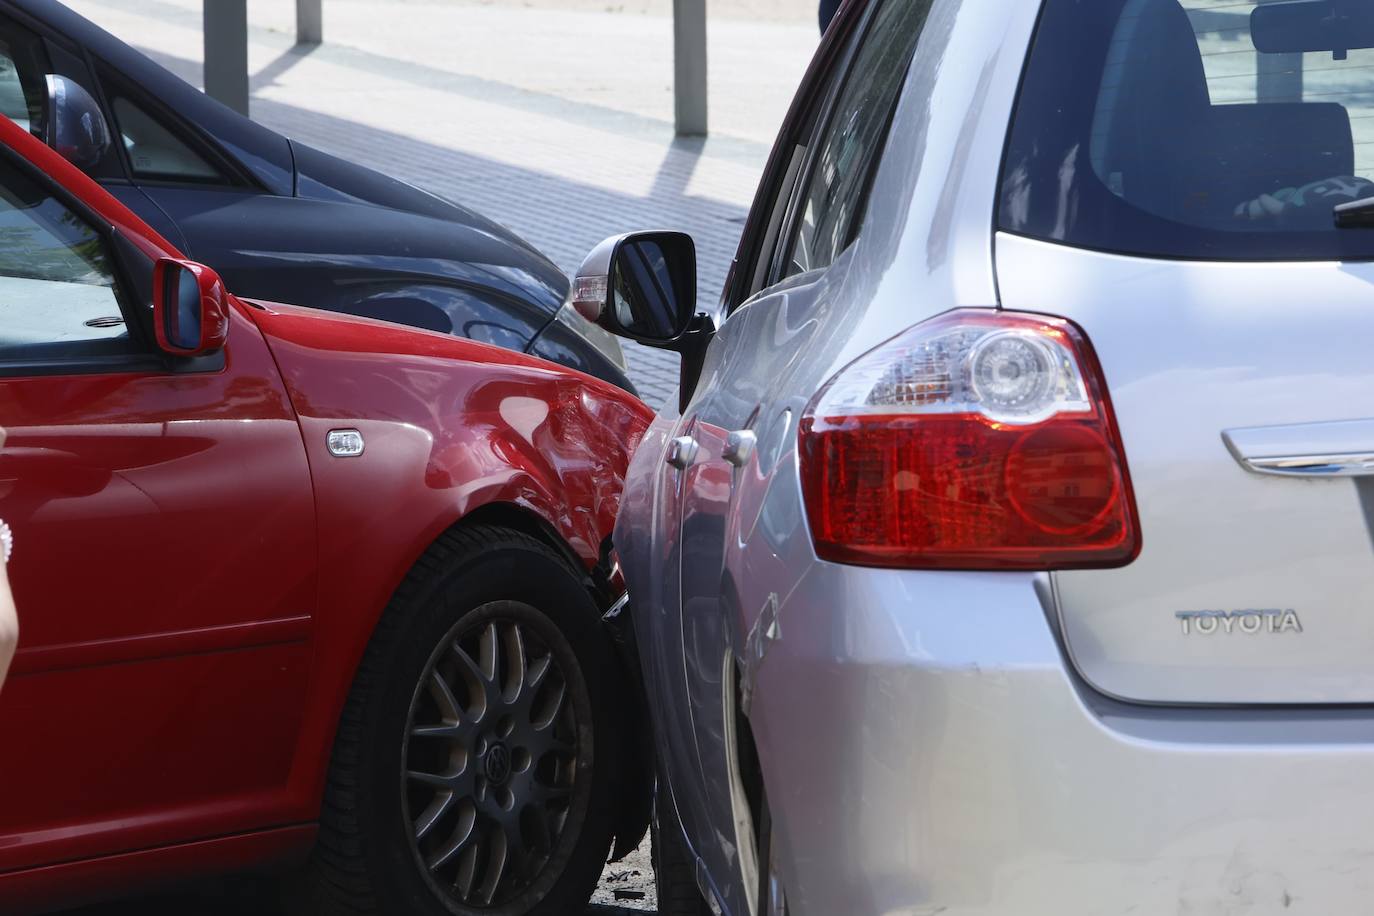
401 601 585 909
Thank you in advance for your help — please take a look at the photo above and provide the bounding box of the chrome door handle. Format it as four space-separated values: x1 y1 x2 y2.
1224 420 1374 478
1239 453 1374 477
722 429 757 467
666 435 699 470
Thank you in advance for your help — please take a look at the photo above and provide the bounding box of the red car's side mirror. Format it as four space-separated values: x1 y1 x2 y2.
152 258 230 357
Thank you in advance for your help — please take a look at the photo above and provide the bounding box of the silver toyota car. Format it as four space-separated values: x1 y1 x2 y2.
577 0 1374 913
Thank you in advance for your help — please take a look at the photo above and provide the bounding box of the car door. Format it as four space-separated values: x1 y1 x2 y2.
674 2 932 909
0 143 317 871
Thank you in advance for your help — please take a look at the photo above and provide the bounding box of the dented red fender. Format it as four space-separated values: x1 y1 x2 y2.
243 301 653 809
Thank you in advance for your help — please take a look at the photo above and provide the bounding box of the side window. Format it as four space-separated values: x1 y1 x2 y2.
0 22 50 135
107 91 224 183
0 21 126 181
0 158 135 367
775 0 932 281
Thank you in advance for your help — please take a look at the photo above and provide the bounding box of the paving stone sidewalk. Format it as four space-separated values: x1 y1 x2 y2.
54 1 821 912
67 0 817 409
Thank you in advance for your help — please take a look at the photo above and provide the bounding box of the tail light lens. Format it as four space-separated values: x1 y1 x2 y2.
799 309 1140 570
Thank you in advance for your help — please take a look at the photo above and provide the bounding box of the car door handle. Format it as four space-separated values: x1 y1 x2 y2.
722 429 757 467
1224 419 1374 478
666 435 699 470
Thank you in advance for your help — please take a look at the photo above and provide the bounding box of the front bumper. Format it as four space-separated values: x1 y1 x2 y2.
751 568 1374 916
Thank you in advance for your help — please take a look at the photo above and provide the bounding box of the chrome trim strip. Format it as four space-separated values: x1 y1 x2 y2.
1243 453 1374 477
1224 420 1374 477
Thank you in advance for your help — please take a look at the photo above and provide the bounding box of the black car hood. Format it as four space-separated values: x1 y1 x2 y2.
290 140 568 304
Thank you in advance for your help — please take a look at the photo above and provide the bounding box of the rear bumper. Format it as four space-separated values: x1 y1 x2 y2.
751 568 1374 916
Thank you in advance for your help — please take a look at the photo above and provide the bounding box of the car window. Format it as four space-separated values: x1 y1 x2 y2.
0 158 134 366
0 23 49 135
775 0 931 281
110 94 223 183
1002 0 1374 261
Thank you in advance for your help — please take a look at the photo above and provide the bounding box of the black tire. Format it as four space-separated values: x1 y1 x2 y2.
651 792 713 916
300 525 619 916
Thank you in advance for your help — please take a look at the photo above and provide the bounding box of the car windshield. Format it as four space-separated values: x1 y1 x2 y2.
1001 0 1374 260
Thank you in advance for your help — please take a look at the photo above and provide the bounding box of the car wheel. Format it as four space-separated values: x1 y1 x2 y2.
302 525 619 916
651 793 714 916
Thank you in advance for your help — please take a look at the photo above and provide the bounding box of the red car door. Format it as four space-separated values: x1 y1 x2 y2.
0 145 317 870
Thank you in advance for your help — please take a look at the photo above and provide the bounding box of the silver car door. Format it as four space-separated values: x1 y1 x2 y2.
676 0 941 908
675 280 820 916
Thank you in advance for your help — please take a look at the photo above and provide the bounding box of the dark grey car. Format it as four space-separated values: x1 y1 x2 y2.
0 0 632 392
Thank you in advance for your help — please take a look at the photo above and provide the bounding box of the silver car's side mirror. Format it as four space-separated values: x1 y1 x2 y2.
573 231 713 411
42 74 112 172
573 230 699 346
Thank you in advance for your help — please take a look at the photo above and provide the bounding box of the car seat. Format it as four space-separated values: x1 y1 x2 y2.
1097 0 1355 226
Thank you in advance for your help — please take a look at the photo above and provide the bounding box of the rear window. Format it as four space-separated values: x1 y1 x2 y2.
1001 0 1374 260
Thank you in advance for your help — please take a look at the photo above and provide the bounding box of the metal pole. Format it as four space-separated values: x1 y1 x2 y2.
297 0 323 45
673 0 707 136
203 0 249 115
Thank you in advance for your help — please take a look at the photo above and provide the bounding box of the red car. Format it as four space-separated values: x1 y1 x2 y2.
0 112 655 915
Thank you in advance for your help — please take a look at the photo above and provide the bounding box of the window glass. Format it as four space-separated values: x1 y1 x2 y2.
778 0 932 280
0 160 131 362
1002 0 1374 260
0 48 29 131
0 25 50 134
112 95 221 182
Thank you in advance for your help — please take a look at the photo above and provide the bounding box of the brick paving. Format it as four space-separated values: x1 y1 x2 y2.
53 0 819 912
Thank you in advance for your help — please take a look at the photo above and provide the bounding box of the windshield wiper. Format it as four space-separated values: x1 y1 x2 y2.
1334 195 1374 228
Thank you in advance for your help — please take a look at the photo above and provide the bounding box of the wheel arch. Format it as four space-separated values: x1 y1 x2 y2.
301 496 654 870
446 503 654 863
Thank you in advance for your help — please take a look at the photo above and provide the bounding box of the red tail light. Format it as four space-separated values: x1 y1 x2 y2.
799 309 1140 570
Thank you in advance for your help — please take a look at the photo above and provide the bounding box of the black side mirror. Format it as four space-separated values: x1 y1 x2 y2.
574 232 713 411
573 231 699 344
41 74 112 172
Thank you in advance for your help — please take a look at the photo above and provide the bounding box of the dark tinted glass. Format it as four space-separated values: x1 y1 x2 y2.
0 26 48 134
780 0 932 279
111 95 222 182
1001 0 1374 260
611 239 689 339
